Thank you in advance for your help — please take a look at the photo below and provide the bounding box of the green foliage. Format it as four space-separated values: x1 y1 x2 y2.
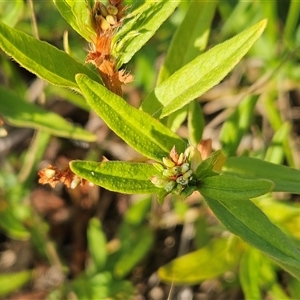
53 0 95 43
141 19 267 118
0 0 24 27
158 238 241 284
0 19 99 91
157 1 217 83
223 156 300 193
0 271 32 297
113 1 180 68
75 74 186 161
1 0 300 299
0 86 95 141
70 160 161 194
220 95 259 156
69 198 153 299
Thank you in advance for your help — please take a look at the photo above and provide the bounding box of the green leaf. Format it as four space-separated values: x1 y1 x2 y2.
201 193 300 278
124 197 152 226
76 74 186 161
72 272 134 300
46 85 90 111
141 19 267 118
287 276 300 300
114 226 154 278
0 0 24 27
87 218 107 272
199 175 273 200
18 131 51 186
220 95 258 156
0 206 30 240
157 1 217 84
158 238 240 284
0 271 32 297
157 2 215 133
195 150 225 179
188 101 204 146
113 1 180 68
53 0 95 42
0 20 99 91
70 160 161 194
222 156 300 194
0 87 96 142
265 122 291 164
239 248 263 300
105 198 154 277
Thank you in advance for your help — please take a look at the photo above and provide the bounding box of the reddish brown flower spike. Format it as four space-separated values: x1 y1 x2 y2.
86 0 133 97
38 165 86 189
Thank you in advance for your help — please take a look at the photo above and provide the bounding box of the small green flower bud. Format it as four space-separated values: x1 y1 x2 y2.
162 157 175 168
182 170 193 179
163 168 177 177
177 153 185 165
98 15 111 31
106 14 117 25
164 180 176 192
153 163 164 172
176 176 188 185
181 163 190 173
171 166 182 174
99 2 108 17
174 184 184 194
151 175 169 188
70 176 81 189
185 146 202 171
106 4 119 15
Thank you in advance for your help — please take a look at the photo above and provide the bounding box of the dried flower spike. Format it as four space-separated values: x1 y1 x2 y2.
87 0 133 97
38 165 86 189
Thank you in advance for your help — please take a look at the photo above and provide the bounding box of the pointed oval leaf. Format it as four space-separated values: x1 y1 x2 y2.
0 271 32 297
87 218 107 272
265 122 291 164
76 74 186 161
114 226 154 279
0 0 24 27
141 20 267 118
239 248 263 300
0 20 99 91
199 175 273 201
158 238 240 284
201 193 300 278
220 95 259 156
70 160 161 194
188 101 204 146
53 0 95 43
157 1 217 84
222 156 300 194
112 1 179 68
0 208 30 240
0 87 95 141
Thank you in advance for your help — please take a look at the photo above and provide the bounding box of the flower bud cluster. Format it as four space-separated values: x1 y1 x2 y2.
87 0 132 97
93 1 123 33
151 147 196 195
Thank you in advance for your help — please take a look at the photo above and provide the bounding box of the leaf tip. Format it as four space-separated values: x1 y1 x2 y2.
75 73 86 84
260 19 268 30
